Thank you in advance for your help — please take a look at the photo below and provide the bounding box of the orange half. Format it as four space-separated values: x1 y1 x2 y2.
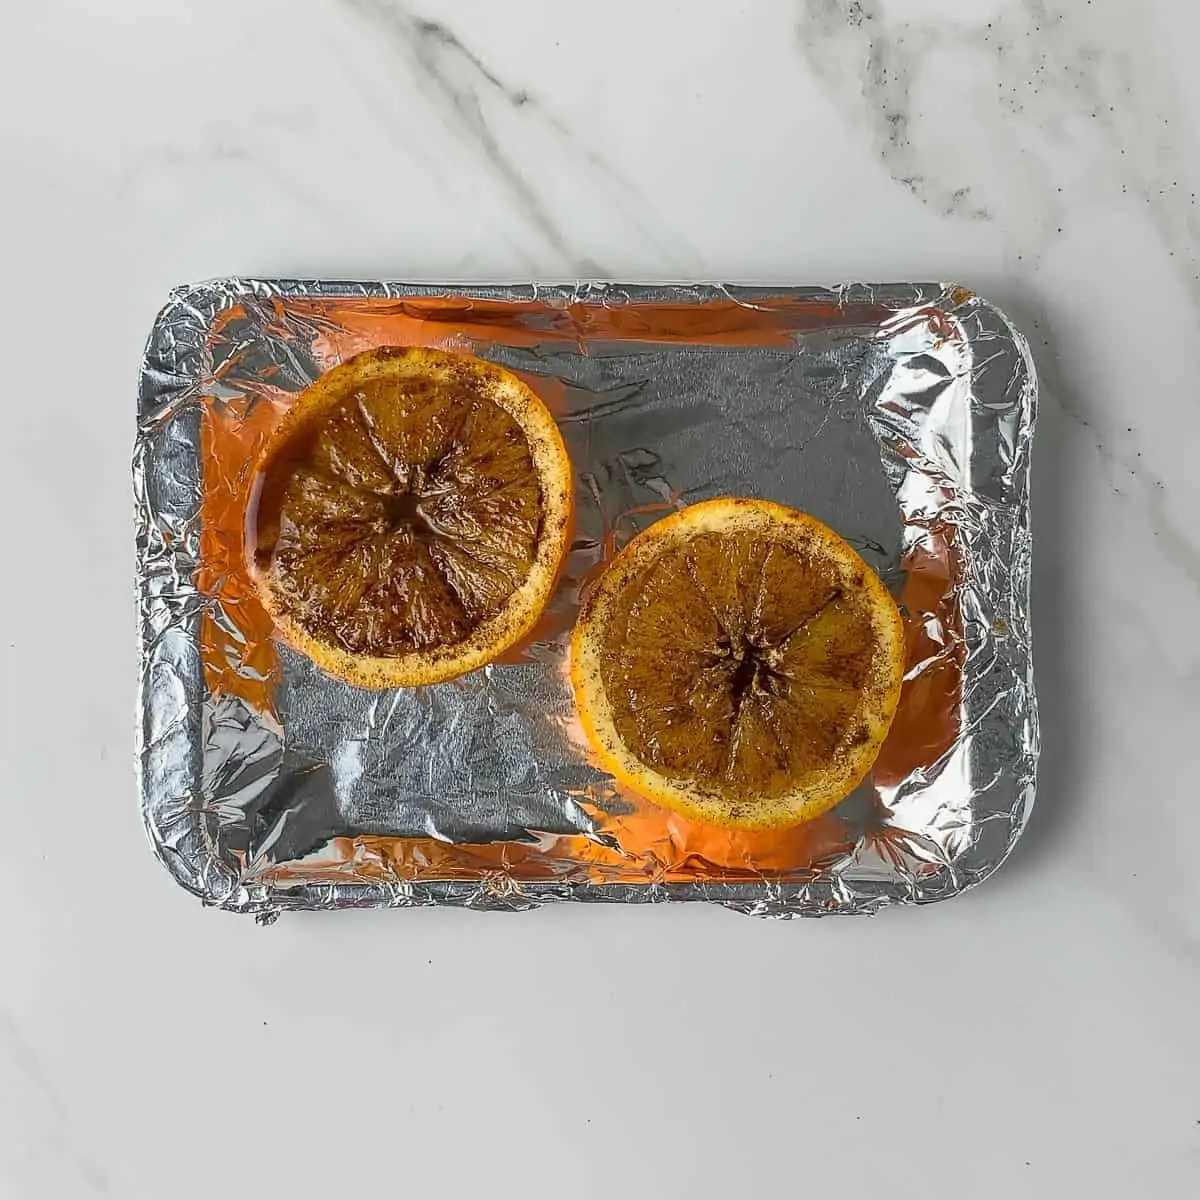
570 497 905 830
247 346 573 688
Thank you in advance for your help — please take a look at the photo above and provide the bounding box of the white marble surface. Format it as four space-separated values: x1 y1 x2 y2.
2 0 1199 1196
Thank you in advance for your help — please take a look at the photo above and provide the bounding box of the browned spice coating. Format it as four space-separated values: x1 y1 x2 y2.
598 528 882 806
250 369 544 656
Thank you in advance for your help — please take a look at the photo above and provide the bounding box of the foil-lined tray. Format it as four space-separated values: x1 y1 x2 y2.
135 280 1038 918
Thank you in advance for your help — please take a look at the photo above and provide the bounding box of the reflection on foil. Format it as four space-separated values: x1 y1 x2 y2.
135 281 1037 917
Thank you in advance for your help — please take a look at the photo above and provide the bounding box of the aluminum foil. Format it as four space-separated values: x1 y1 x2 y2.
135 280 1038 918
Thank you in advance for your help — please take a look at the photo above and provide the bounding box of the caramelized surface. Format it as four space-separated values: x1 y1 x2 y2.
253 374 543 656
598 530 882 804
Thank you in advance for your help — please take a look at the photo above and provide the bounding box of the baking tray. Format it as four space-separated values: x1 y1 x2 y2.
134 280 1038 918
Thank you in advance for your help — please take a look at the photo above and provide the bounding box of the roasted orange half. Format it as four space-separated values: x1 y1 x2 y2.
570 497 905 830
248 346 573 688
